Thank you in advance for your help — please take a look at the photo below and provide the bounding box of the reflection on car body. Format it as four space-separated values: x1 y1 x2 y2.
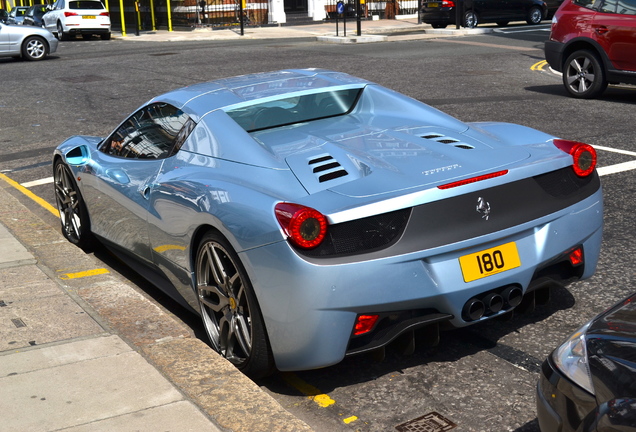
53 69 603 378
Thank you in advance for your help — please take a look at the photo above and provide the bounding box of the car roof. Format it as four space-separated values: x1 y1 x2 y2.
150 69 370 118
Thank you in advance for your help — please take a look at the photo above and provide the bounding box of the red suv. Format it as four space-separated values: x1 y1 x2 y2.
545 0 636 98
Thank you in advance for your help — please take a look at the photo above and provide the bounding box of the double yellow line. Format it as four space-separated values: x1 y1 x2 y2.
531 60 548 71
0 172 59 217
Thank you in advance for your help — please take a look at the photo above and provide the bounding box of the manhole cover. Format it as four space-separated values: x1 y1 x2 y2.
395 412 457 432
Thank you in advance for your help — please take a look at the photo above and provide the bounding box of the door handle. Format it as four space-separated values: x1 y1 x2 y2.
594 25 609 35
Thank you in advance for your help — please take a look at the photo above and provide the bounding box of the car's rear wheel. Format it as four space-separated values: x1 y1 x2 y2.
22 36 47 61
195 232 274 378
53 160 93 249
563 50 608 99
56 21 69 40
463 10 478 28
526 6 543 24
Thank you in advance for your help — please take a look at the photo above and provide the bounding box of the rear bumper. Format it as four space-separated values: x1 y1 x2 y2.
247 187 603 371
544 40 565 72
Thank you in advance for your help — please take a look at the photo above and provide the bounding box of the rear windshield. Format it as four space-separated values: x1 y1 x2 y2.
69 1 104 9
225 88 363 132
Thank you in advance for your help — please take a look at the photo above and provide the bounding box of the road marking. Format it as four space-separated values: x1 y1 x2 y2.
493 25 551 34
21 177 54 188
436 38 540 51
0 173 59 217
282 373 336 407
59 268 110 280
531 60 548 71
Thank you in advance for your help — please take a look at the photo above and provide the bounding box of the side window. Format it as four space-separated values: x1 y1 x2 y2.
600 0 618 12
99 103 192 159
616 0 636 14
574 0 596 8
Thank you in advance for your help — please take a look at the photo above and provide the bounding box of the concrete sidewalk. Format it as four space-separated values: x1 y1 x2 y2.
114 18 492 43
0 183 312 431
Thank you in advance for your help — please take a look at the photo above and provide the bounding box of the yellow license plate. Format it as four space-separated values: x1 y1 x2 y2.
459 242 521 283
83 15 96 19
428 2 439 6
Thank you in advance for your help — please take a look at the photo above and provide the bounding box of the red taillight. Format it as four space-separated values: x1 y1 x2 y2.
64 11 78 16
275 203 328 249
437 170 508 190
569 247 583 266
354 314 379 336
441 0 455 6
99 11 109 16
553 139 597 177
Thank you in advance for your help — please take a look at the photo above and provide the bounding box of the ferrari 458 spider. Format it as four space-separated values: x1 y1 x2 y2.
53 69 603 377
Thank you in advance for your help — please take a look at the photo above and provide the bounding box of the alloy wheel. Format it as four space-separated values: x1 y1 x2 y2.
196 240 253 366
53 163 84 244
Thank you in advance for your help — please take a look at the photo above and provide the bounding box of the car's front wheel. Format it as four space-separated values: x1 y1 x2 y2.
463 10 478 28
195 231 274 378
53 160 93 249
526 6 543 24
563 49 608 99
22 36 47 61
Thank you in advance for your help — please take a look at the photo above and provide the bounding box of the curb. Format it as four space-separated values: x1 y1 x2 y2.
0 181 313 432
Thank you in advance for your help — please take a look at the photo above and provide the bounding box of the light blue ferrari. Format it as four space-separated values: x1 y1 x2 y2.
53 69 603 377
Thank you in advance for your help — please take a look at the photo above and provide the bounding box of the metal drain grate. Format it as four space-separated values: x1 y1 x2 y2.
395 412 457 432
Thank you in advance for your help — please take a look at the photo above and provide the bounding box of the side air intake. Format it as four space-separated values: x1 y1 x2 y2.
308 154 349 183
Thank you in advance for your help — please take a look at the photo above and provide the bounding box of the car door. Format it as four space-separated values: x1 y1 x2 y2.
595 0 636 71
0 24 9 55
83 103 190 263
43 0 62 33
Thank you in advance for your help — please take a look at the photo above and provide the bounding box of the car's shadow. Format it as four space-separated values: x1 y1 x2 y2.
525 83 636 104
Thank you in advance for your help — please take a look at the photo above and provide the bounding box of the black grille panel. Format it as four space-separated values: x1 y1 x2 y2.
296 208 411 258
534 167 594 197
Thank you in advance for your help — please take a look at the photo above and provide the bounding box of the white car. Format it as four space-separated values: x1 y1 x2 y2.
43 0 110 41
0 21 58 60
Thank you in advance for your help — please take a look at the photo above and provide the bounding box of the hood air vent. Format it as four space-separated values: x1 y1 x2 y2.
421 133 474 150
309 154 349 183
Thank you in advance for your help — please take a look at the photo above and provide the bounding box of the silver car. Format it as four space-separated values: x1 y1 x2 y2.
0 22 58 61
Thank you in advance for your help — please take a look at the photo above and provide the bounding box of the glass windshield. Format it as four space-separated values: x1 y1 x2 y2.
225 87 363 132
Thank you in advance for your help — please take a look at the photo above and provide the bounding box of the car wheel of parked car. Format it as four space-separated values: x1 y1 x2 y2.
526 6 543 24
195 231 274 378
563 49 608 99
21 36 46 61
56 21 69 41
463 10 478 28
53 160 93 249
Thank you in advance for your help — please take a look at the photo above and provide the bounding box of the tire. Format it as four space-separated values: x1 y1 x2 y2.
195 231 275 378
431 23 447 29
562 49 608 99
21 36 47 61
53 160 94 249
100 32 111 40
57 21 69 41
463 10 478 28
526 6 543 25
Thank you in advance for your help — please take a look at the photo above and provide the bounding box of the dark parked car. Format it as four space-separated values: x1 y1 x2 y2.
421 0 547 28
544 0 636 98
537 293 636 432
0 8 8 23
23 4 48 27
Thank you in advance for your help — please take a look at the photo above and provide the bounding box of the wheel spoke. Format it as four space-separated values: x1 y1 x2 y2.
198 284 229 313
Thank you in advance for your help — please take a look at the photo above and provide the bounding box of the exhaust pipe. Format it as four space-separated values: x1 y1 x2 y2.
502 286 523 308
463 298 485 321
483 293 504 314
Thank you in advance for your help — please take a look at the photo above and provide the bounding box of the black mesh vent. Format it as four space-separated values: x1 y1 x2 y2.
296 208 411 258
534 167 594 198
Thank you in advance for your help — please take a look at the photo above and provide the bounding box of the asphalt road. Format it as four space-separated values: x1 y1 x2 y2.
1 25 636 432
